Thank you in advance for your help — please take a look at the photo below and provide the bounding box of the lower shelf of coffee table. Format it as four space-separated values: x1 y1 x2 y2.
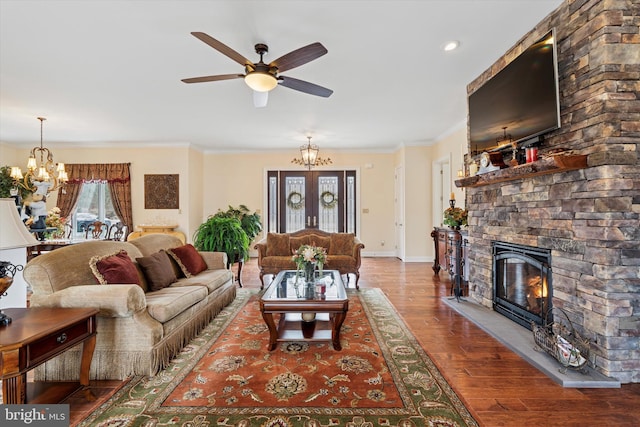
277 312 333 342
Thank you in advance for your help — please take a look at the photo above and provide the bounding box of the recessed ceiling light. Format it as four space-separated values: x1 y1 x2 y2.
443 41 460 52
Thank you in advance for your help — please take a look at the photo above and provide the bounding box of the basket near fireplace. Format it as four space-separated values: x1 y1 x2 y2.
532 307 592 374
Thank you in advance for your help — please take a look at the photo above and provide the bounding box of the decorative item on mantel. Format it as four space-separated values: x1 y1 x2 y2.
443 193 468 230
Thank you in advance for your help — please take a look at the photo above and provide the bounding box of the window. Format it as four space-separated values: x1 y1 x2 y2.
70 181 121 239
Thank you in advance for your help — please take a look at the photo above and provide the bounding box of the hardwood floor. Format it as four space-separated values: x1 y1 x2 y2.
32 257 640 426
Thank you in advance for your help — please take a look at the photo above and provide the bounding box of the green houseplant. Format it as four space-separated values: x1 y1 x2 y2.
213 205 262 242
0 165 31 201
193 205 262 266
0 166 17 198
193 216 250 265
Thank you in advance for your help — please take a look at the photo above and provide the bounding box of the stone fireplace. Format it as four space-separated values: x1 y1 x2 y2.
460 0 639 383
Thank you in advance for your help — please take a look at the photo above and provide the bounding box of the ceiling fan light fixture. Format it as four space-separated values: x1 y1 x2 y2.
244 72 278 92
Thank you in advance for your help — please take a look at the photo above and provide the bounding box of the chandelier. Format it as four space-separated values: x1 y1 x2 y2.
10 117 68 195
291 136 332 170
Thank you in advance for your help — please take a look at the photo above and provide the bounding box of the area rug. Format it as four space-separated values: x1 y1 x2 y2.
79 288 478 427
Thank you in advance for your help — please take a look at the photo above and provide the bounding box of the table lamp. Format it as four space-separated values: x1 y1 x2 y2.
0 198 39 325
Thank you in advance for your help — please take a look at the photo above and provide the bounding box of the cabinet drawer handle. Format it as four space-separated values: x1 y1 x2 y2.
56 333 68 344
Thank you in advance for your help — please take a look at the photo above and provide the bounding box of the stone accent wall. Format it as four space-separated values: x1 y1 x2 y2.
465 0 639 383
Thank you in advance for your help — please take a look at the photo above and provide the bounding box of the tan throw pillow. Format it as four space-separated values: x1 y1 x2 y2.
289 237 306 253
136 250 177 291
266 233 291 256
329 233 355 255
166 244 208 277
310 236 331 251
90 250 141 286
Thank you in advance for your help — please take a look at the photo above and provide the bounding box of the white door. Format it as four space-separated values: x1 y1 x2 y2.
394 166 404 260
432 156 451 229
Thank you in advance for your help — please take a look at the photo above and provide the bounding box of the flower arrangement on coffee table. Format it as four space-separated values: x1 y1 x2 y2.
292 244 327 283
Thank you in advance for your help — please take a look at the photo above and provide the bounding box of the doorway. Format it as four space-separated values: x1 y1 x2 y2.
267 170 356 233
432 156 451 229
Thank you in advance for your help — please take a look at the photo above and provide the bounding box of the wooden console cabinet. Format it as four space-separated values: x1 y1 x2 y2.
431 227 469 297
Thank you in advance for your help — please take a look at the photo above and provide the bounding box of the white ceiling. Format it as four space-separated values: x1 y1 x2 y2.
0 0 564 153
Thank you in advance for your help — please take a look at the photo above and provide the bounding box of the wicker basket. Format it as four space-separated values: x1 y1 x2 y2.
532 307 591 373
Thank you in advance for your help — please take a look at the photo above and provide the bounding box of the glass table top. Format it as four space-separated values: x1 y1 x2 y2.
262 270 347 301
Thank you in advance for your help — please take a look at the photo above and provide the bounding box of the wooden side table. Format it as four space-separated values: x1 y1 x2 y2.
0 307 98 404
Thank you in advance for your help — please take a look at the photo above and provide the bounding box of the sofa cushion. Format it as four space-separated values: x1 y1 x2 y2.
89 250 141 286
310 236 331 250
329 233 355 255
136 250 177 291
289 236 308 252
166 244 208 277
170 269 233 294
260 255 297 269
145 285 208 323
266 233 291 256
326 255 357 270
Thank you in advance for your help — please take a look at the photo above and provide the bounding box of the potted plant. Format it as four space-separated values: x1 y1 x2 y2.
0 165 31 208
213 205 262 242
193 216 250 265
443 206 468 230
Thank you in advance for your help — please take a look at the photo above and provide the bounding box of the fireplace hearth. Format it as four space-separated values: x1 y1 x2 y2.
492 241 552 330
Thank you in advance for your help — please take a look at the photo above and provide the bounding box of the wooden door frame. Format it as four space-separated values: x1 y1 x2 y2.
263 168 361 236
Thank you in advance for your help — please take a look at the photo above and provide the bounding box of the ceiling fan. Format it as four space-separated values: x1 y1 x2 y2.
182 32 333 107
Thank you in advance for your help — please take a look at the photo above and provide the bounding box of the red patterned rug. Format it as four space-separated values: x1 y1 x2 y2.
80 288 478 426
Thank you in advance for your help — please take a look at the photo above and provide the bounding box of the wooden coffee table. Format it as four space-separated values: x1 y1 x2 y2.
260 270 349 350
0 307 98 404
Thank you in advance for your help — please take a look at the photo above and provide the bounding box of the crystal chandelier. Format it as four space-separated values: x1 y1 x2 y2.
291 136 332 170
10 117 68 195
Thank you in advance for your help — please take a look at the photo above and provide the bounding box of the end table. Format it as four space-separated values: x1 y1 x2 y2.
0 307 98 404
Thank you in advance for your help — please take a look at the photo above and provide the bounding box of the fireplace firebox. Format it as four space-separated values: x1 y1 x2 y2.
492 241 552 330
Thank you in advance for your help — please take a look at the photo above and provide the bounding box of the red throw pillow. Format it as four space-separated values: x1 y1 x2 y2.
167 244 208 277
90 250 141 286
136 251 177 291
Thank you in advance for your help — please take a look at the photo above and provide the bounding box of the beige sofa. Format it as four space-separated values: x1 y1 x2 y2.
254 229 364 289
23 234 235 380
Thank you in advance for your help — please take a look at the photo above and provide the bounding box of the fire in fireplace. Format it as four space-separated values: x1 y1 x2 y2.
492 241 552 330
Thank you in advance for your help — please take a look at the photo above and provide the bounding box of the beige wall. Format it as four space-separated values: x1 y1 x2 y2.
203 150 397 256
2 131 468 260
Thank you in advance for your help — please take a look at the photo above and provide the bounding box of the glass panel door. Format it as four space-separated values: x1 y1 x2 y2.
282 174 308 232
316 172 342 232
273 171 353 233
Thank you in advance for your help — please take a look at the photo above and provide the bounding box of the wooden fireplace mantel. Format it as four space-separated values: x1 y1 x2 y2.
455 154 587 188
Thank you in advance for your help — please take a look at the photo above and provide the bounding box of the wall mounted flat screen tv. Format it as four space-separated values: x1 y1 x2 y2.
468 30 560 154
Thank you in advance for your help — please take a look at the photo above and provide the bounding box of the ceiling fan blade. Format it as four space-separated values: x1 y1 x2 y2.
279 76 333 98
181 74 244 84
270 42 328 73
253 91 268 108
190 32 252 66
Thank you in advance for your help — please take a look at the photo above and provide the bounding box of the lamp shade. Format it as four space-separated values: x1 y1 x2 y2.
0 198 38 250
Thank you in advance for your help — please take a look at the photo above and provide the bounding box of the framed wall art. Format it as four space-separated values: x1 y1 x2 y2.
144 174 179 209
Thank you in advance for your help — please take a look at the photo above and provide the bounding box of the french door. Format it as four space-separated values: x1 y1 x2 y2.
267 170 356 233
